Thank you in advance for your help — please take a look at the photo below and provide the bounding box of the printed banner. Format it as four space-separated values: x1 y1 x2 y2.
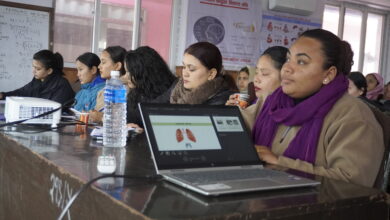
186 0 262 69
259 11 322 53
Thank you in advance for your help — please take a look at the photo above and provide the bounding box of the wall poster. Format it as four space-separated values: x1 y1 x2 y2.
186 0 262 70
259 11 322 53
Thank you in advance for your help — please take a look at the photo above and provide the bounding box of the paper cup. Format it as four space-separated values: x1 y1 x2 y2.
234 93 249 108
79 112 89 125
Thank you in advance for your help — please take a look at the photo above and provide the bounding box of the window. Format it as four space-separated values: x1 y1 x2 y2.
363 13 383 74
53 0 173 66
99 0 134 52
342 8 363 71
53 0 94 64
322 3 385 74
322 5 339 35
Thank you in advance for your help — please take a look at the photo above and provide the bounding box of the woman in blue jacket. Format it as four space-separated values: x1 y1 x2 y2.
74 52 105 111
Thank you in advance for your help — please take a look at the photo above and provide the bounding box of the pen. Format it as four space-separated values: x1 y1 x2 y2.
279 126 292 143
98 107 104 112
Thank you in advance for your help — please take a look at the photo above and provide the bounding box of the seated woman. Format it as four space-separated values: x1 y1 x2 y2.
0 50 74 105
228 46 287 107
248 29 384 187
366 73 384 101
124 46 176 129
236 66 255 93
349 72 388 112
347 71 367 97
73 52 105 111
89 46 126 122
154 42 237 104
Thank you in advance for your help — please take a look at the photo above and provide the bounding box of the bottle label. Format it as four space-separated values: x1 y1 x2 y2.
104 88 114 103
104 88 126 103
114 89 127 103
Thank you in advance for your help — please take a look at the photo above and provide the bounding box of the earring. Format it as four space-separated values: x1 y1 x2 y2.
323 79 328 84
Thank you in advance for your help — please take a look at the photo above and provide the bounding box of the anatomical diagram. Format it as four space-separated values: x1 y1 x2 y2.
176 129 184 142
186 128 196 142
176 128 196 143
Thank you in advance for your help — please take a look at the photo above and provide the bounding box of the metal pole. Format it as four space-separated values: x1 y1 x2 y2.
359 10 368 72
92 0 101 53
132 0 141 50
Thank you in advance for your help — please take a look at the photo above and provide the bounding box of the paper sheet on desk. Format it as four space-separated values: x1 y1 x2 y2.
91 126 135 138
69 108 82 115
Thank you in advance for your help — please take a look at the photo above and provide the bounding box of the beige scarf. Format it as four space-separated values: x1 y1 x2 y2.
170 77 225 104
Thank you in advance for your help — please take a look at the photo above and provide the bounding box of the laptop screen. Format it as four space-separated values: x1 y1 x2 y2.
139 103 260 170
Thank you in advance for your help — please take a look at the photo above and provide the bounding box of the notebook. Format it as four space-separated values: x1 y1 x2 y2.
138 103 320 196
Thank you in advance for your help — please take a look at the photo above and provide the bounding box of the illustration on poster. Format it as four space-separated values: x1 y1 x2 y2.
267 21 273 31
283 24 289 33
284 36 289 46
267 34 272 43
193 16 225 45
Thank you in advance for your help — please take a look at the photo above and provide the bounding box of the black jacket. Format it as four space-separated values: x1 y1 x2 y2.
2 74 75 105
127 94 154 125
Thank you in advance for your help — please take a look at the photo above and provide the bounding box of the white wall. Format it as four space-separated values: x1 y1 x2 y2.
5 0 53 8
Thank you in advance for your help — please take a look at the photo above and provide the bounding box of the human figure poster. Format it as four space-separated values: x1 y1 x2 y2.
259 11 322 54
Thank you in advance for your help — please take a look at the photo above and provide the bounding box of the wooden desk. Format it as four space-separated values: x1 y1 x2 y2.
0 125 389 219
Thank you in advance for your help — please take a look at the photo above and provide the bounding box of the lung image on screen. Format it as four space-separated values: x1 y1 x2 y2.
176 128 197 143
149 115 221 151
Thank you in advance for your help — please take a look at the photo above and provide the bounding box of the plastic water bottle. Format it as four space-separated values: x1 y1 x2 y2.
103 70 127 147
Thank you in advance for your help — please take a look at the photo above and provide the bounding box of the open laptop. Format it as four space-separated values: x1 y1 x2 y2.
138 103 320 196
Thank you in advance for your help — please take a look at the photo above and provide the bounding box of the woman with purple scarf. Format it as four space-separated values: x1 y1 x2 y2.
246 29 384 187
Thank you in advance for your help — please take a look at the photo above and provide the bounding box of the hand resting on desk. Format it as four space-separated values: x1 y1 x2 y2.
89 110 103 123
255 145 278 165
127 123 143 134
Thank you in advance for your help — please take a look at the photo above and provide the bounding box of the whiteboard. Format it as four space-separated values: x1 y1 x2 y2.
0 4 50 92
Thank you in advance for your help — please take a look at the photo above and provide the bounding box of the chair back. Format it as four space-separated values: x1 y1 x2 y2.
370 106 390 191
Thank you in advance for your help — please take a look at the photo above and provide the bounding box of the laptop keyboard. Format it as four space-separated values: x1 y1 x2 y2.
172 168 287 184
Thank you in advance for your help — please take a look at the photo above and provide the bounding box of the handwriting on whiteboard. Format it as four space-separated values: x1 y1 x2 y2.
0 5 49 91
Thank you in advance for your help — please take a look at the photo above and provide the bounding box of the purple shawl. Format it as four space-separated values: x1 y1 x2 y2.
366 73 384 100
253 74 348 164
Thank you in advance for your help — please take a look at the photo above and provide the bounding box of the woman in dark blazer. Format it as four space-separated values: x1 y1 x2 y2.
0 50 74 105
